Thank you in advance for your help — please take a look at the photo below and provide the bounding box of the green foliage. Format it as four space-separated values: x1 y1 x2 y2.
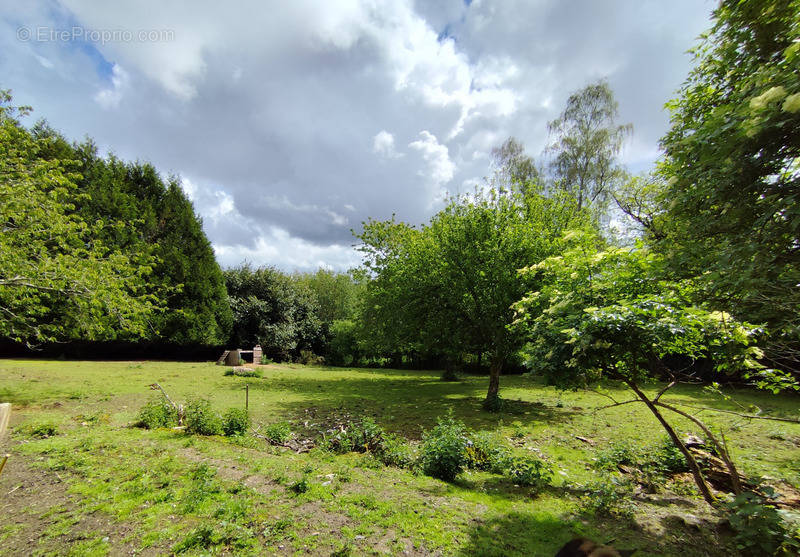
20 422 59 439
221 408 249 436
0 92 157 345
659 0 800 363
326 319 361 366
724 488 800 556
581 475 635 518
263 421 292 444
357 186 593 404
513 231 782 390
465 431 513 473
321 417 411 466
653 437 689 474
137 396 179 429
297 349 324 366
184 398 222 436
419 415 469 482
505 455 552 489
547 79 632 212
224 265 324 361
594 441 640 471
288 476 309 495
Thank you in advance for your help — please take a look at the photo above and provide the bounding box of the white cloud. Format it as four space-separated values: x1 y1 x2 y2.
2 0 714 271
409 130 455 186
93 64 129 109
372 130 403 159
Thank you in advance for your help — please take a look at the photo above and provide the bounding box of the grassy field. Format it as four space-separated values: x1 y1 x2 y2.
1 359 799 556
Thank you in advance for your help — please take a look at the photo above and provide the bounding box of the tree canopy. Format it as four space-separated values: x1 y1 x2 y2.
357 188 593 409
0 91 156 344
658 0 800 370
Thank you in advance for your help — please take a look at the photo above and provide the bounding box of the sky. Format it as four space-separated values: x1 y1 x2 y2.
0 0 715 271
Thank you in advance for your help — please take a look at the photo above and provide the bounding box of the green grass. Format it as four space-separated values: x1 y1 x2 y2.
1 358 799 555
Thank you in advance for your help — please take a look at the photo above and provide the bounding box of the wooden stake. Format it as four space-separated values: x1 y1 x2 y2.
246 384 249 412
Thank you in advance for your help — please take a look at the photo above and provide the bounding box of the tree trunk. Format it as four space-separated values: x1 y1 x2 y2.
483 357 503 411
624 379 717 506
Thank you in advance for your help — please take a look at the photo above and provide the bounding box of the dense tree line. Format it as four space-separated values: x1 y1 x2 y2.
0 93 231 349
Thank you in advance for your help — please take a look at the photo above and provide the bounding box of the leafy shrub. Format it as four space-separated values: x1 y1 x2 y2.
465 431 513 473
505 455 552 489
322 417 412 467
184 398 223 436
137 396 179 429
651 437 689 474
289 476 309 494
581 475 634 518
324 417 385 454
260 355 273 365
222 408 250 436
374 433 413 468
594 441 640 470
724 488 800 555
264 421 292 444
298 350 325 366
440 367 459 381
419 415 469 482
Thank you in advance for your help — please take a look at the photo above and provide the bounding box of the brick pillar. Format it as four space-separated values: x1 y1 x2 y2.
253 345 262 364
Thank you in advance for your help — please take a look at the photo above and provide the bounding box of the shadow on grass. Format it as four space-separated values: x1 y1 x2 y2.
246 368 580 437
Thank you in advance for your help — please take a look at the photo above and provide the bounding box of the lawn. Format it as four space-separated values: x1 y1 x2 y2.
1 359 798 556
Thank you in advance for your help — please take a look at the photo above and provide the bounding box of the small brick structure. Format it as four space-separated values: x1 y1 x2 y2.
217 345 262 365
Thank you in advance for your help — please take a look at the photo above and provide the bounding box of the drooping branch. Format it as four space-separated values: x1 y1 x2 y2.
655 400 742 494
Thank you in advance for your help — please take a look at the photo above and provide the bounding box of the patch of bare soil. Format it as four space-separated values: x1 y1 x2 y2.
0 454 159 556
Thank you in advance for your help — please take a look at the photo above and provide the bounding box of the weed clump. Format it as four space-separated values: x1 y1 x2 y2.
137 396 179 429
263 421 292 444
20 422 60 438
184 398 223 436
222 408 250 436
419 415 469 482
322 417 412 467
505 455 553 488
581 475 635 518
289 476 310 494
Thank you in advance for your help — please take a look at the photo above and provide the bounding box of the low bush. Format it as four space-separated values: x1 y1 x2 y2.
184 398 223 436
581 475 634 518
289 476 310 494
298 350 325 366
724 488 800 555
651 437 689 474
222 408 250 436
137 396 179 429
322 417 412 467
263 421 292 444
505 455 552 489
465 431 513 473
594 441 640 471
419 415 469 482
